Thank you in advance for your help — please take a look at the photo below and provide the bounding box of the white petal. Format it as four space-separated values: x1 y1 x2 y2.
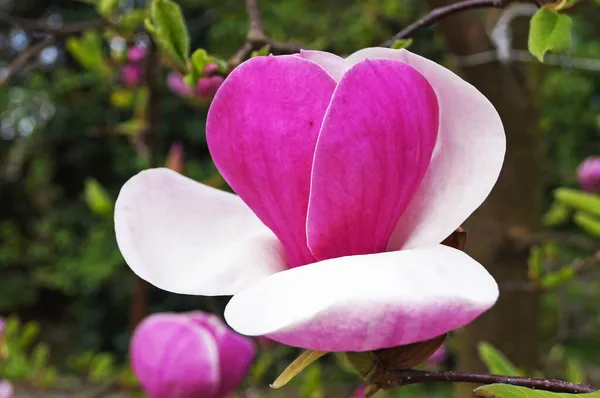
115 168 287 296
225 244 498 352
297 50 347 81
346 48 506 250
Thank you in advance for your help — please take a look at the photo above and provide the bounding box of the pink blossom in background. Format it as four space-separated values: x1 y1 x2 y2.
353 385 366 397
121 64 143 87
167 73 193 97
115 48 506 352
0 317 5 341
195 75 224 99
426 345 447 366
127 46 146 63
130 312 254 398
577 156 600 193
0 381 13 398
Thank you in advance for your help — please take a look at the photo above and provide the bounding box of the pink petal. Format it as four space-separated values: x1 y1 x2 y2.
225 244 498 352
344 48 505 250
206 55 337 267
167 73 193 97
307 59 438 260
130 314 220 398
186 312 255 397
298 50 347 80
115 168 287 295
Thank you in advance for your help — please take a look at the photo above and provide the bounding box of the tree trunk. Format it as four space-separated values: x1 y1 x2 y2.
419 2 544 397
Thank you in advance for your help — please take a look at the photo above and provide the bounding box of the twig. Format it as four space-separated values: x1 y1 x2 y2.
0 36 55 87
381 0 539 46
129 39 161 330
381 369 597 393
227 0 303 70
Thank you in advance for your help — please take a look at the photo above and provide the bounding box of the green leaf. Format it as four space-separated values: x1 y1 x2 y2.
148 0 190 72
271 350 328 389
475 383 600 397
541 265 575 289
543 201 571 226
84 178 114 215
391 38 413 49
66 31 109 74
251 44 272 57
97 0 120 17
528 7 572 62
574 211 600 239
554 188 600 218
478 342 522 376
566 359 586 384
528 245 544 281
184 49 226 88
549 0 581 12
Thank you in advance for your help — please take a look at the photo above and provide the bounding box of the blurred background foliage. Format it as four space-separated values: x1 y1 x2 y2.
0 0 599 396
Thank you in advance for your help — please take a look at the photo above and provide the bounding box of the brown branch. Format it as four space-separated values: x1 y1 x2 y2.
379 369 597 394
0 14 109 86
381 0 540 46
0 36 55 87
227 0 303 70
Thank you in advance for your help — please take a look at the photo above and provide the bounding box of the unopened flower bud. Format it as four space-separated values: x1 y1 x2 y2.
195 76 224 99
131 312 254 398
167 73 193 97
127 46 146 63
0 380 13 398
577 156 600 193
121 64 143 87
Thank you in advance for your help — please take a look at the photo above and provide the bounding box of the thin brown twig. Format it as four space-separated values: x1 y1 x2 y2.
0 36 55 87
227 0 303 70
381 0 540 46
380 369 597 394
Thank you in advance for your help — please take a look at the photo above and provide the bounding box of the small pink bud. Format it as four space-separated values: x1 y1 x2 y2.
0 381 13 398
426 345 447 367
577 156 600 193
195 76 224 99
204 63 219 74
166 141 184 174
131 312 254 398
167 73 193 97
0 317 5 341
127 46 146 63
353 385 366 398
121 64 143 87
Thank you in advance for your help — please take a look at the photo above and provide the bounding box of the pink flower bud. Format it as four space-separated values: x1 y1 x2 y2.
353 385 366 398
195 76 224 99
0 381 13 398
121 64 143 87
128 46 146 63
167 73 193 97
577 156 600 193
166 141 184 174
426 345 447 366
204 63 219 74
0 317 5 341
131 312 254 398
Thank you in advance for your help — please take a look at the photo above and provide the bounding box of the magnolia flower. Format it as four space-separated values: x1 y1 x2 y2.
121 64 143 87
115 48 505 352
353 385 366 398
131 312 254 398
0 380 13 398
577 156 600 193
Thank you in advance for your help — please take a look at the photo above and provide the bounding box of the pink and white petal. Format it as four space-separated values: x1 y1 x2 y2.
186 312 255 397
307 59 438 260
115 168 287 296
345 48 505 250
130 314 220 398
207 55 337 267
297 50 347 81
224 244 498 352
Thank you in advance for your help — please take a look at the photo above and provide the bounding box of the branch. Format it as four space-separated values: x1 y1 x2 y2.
380 369 597 394
381 0 540 46
227 0 303 70
0 14 109 86
0 36 55 87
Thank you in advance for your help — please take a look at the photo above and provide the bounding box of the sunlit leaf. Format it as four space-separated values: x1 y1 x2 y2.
554 188 600 218
84 178 114 216
391 38 413 49
574 212 600 239
478 342 522 376
148 0 190 72
528 7 572 62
